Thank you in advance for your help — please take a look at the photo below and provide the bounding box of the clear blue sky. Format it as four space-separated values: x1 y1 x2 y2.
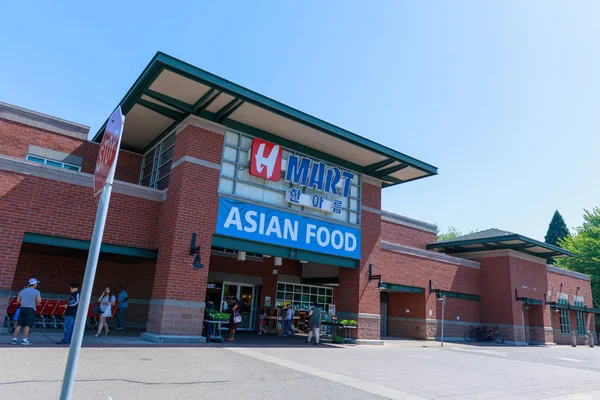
2 1 598 241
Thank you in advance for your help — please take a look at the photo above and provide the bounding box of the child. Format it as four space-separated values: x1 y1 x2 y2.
11 307 20 334
258 309 267 335
282 305 295 337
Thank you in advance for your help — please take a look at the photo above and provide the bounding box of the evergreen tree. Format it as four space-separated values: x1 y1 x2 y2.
545 210 570 264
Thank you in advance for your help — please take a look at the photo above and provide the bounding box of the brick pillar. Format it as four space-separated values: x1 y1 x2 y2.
338 181 382 340
0 171 31 332
142 121 224 343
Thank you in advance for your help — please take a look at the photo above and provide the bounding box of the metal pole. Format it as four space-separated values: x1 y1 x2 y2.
441 295 446 347
58 181 114 400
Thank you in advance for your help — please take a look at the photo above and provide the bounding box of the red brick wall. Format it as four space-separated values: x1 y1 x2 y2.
172 125 223 165
361 182 381 210
547 270 594 308
379 251 480 295
0 165 160 323
12 251 155 299
146 126 223 335
0 118 142 184
388 292 426 317
509 257 550 329
337 181 382 338
0 171 160 249
438 297 481 323
477 256 514 325
547 269 595 337
381 221 436 249
0 171 30 291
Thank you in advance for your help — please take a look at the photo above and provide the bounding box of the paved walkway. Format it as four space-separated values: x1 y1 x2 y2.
3 327 339 347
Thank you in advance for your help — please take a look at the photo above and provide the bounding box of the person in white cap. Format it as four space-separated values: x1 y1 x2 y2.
12 278 42 345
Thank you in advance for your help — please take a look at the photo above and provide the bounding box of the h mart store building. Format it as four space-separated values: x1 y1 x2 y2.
0 52 597 345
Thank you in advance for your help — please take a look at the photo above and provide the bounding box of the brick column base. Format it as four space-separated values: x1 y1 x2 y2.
356 315 381 339
141 299 206 343
337 312 381 340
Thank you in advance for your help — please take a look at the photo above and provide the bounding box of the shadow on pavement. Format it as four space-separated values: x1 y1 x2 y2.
1 328 346 349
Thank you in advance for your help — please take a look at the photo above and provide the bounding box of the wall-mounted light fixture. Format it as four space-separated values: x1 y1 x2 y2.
556 282 565 302
237 251 246 261
274 257 282 267
368 264 385 289
568 287 573 302
300 260 308 264
189 233 203 270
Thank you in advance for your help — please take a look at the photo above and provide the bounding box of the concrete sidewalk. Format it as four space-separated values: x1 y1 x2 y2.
4 327 542 349
3 328 342 348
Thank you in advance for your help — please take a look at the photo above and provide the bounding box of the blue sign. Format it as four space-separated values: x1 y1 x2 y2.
285 154 355 198
216 197 361 260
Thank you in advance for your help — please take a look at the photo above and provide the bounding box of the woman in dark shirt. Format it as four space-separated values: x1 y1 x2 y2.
227 298 240 342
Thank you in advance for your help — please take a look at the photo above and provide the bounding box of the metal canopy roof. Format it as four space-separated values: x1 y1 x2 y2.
426 228 573 259
93 52 437 187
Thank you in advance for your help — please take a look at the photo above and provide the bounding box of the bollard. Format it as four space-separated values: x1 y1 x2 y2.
571 331 577 347
589 331 595 348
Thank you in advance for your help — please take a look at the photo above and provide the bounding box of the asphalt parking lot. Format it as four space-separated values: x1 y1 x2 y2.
1 336 599 400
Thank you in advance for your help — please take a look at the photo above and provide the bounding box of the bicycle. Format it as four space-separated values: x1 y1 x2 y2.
478 326 504 344
464 325 482 342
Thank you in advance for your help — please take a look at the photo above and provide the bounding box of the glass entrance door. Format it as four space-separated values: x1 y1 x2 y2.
220 282 256 331
238 285 254 330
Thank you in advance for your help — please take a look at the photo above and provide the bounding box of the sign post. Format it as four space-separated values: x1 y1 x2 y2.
59 107 124 400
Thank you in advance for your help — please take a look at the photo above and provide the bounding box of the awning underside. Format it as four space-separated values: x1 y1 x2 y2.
94 53 437 187
427 231 573 259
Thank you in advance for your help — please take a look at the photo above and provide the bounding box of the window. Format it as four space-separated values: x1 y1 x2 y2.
558 298 571 334
575 301 587 335
219 129 361 225
276 282 333 310
26 155 81 171
139 132 175 190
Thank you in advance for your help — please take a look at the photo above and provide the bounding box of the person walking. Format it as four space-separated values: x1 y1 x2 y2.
306 301 322 345
282 305 295 337
11 278 42 345
203 297 216 339
226 298 240 342
11 284 27 335
95 287 116 337
56 283 80 345
116 285 128 331
257 309 267 335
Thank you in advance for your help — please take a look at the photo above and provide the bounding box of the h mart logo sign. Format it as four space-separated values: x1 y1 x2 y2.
250 138 282 181
248 138 355 198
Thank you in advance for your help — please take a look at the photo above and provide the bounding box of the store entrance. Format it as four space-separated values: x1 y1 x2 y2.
221 282 256 331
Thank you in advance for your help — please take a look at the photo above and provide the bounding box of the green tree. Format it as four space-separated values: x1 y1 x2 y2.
545 210 570 264
437 226 463 241
554 207 600 309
